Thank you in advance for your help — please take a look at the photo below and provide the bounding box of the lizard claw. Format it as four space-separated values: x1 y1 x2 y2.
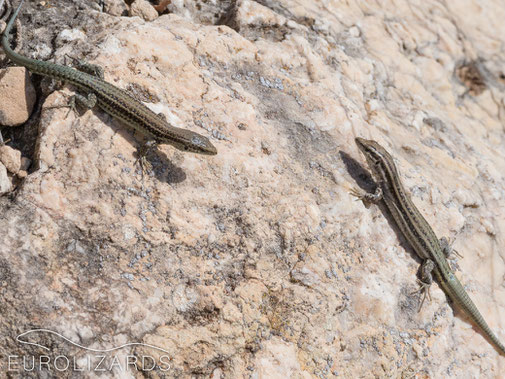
349 187 364 200
411 279 432 312
134 140 157 179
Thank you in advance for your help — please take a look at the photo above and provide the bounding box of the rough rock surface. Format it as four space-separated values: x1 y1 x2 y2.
1 0 505 377
0 161 10 193
129 0 158 21
0 144 22 174
0 67 36 126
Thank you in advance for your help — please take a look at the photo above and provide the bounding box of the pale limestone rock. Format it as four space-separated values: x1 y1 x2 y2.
2 0 505 377
20 156 30 171
231 0 290 30
129 0 158 21
254 338 312 378
164 0 232 24
171 283 199 312
0 67 36 126
17 156 31 178
103 0 128 17
0 162 10 194
290 265 320 287
0 145 21 174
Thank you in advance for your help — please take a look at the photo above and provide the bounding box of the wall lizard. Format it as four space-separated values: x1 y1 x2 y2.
352 137 505 355
1 0 217 156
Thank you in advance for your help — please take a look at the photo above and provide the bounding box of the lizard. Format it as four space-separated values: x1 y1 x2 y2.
351 137 505 355
1 0 217 157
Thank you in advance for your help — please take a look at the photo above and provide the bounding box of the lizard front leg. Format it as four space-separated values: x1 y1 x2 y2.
439 236 463 258
350 186 383 204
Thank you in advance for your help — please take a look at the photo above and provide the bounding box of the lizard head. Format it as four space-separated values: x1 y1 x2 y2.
164 129 218 155
355 137 396 181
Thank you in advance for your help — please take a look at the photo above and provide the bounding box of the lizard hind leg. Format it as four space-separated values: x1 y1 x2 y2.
45 92 97 118
411 259 435 311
